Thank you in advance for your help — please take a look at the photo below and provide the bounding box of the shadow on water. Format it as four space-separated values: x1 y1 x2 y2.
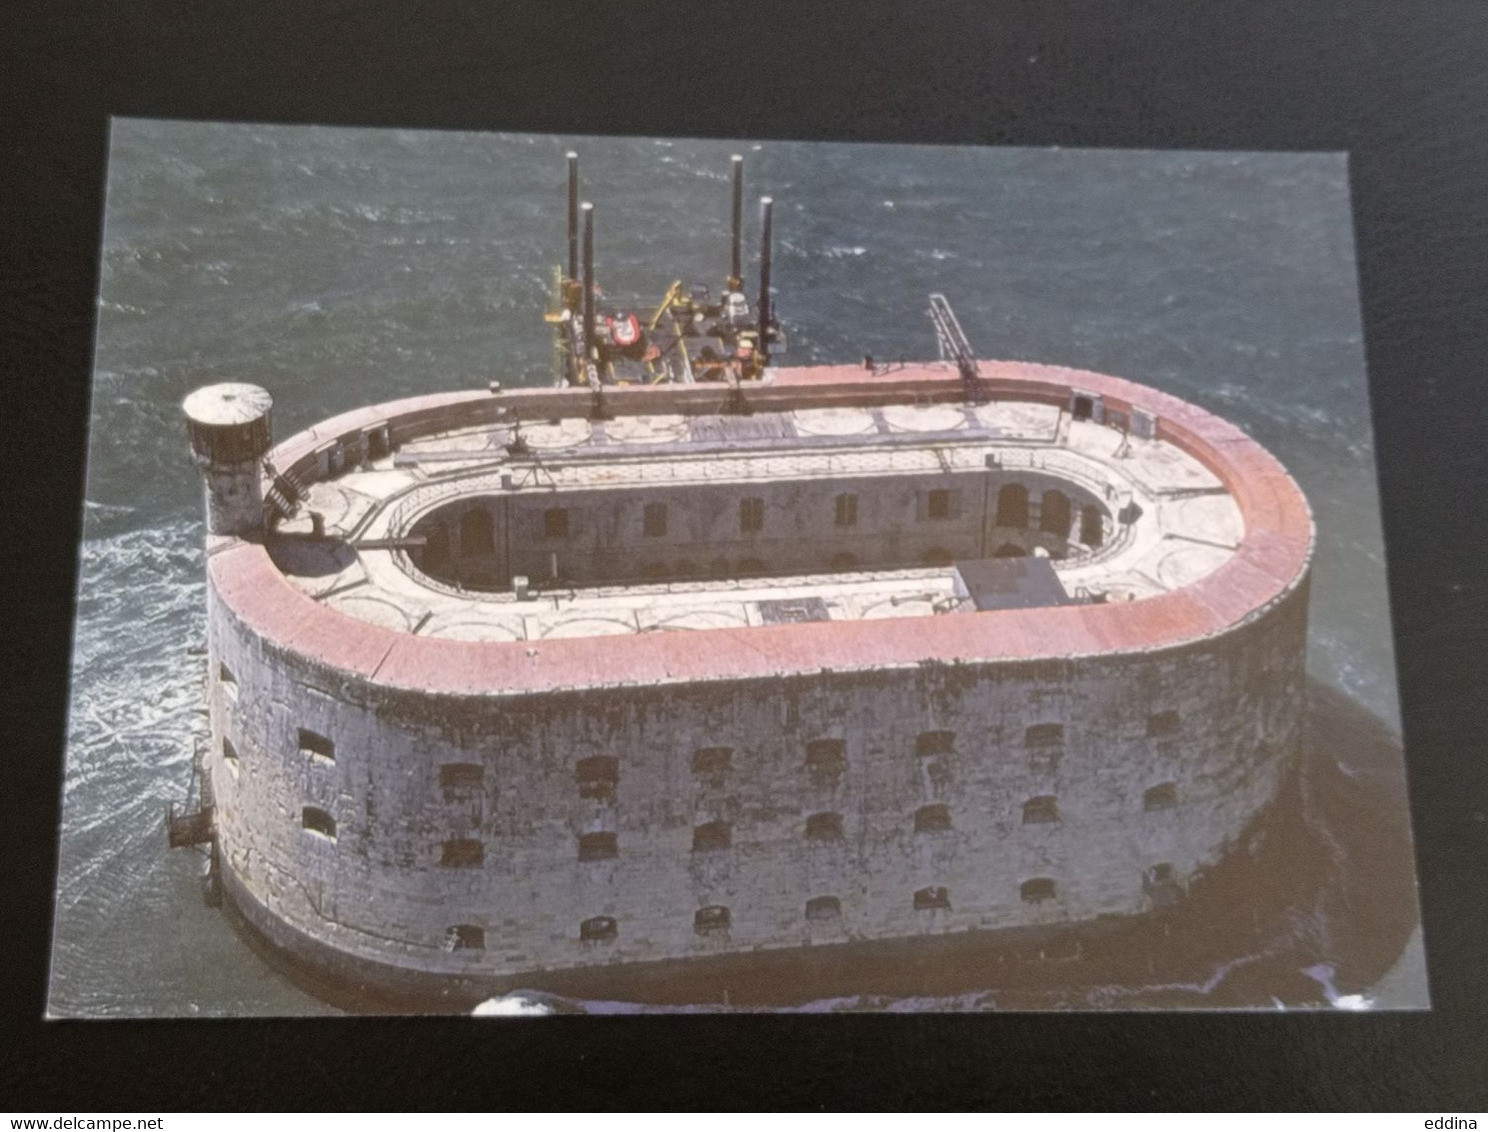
223 677 1421 1014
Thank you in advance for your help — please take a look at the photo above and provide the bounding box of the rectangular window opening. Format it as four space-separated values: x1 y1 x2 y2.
694 905 731 934
691 747 733 778
439 762 483 800
299 728 335 762
692 820 732 853
805 738 846 780
580 915 618 943
915 730 955 758
578 831 619 861
1022 795 1059 824
1144 782 1178 811
927 488 952 520
575 755 619 800
1024 722 1065 748
302 806 336 840
914 803 952 834
440 838 484 868
913 886 951 912
739 497 765 534
445 925 484 951
643 502 668 538
834 493 858 528
544 507 570 539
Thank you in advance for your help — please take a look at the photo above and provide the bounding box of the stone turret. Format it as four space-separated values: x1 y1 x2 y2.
182 383 274 538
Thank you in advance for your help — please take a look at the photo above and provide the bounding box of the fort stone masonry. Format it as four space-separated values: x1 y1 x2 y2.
166 152 1314 1005
177 360 1312 1004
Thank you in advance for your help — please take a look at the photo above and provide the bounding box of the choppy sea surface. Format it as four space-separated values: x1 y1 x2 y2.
47 122 1425 1016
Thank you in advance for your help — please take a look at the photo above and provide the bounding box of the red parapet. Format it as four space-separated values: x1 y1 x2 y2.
209 360 1313 697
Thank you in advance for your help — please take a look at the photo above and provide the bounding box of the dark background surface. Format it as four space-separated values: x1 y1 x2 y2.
2 0 1485 1110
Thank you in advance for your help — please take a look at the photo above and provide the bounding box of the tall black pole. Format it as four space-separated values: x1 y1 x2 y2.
757 196 773 362
566 152 579 284
729 155 743 289
581 202 596 360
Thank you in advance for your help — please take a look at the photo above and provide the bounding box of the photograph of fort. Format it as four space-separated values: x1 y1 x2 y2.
47 123 1427 1015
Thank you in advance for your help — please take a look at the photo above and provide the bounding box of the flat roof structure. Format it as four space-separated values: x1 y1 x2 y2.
207 360 1312 697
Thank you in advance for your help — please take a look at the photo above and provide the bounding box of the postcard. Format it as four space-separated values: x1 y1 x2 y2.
48 121 1425 1015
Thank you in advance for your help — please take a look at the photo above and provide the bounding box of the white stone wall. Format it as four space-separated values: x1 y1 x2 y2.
207 575 1307 981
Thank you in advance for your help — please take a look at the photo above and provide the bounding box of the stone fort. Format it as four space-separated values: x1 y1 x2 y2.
175 358 1313 1004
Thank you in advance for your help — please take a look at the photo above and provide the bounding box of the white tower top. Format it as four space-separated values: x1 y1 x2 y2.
182 383 273 427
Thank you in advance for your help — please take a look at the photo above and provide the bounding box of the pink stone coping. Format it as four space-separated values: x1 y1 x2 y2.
210 361 1314 696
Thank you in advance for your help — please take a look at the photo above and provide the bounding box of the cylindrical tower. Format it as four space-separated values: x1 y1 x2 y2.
182 383 274 538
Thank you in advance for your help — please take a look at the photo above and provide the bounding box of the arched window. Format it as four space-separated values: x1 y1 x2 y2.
460 508 494 556
1144 782 1178 811
694 905 731 934
302 806 336 840
993 542 1026 558
1021 877 1057 903
641 562 669 581
913 886 951 911
806 896 842 922
1040 489 1072 535
1022 796 1059 824
580 916 618 942
440 838 483 867
805 812 844 841
1080 505 1104 547
829 551 859 572
445 925 484 951
914 803 952 833
737 557 767 577
575 755 618 800
806 738 846 781
996 483 1029 528
915 730 955 758
921 546 954 567
692 821 732 853
578 832 618 861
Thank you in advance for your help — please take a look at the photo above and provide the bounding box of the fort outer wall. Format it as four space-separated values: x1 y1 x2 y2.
200 360 1314 1002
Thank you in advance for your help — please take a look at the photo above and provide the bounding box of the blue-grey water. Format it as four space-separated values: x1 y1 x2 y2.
48 121 1424 1016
